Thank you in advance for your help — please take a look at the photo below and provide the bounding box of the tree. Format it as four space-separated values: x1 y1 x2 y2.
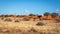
44 12 50 16
4 15 9 17
16 15 20 17
51 13 59 18
37 15 42 18
0 15 4 17
29 13 36 16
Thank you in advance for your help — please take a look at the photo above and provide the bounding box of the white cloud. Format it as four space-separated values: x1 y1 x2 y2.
56 9 60 12
24 10 31 15
56 9 59 11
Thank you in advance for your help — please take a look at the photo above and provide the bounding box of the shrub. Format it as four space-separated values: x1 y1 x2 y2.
4 18 12 22
56 20 60 22
4 15 9 17
28 28 37 32
1 17 4 20
23 18 30 21
39 32 44 34
15 20 20 22
36 22 45 26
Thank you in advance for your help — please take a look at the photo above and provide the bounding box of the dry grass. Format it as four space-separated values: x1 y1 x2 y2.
0 17 60 34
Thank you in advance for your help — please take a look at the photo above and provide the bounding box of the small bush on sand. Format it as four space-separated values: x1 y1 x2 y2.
1 17 4 20
4 18 12 22
39 32 44 34
28 28 37 32
15 20 20 22
36 22 45 26
56 20 60 22
23 18 30 21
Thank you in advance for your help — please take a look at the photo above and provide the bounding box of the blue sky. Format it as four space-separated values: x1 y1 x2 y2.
0 0 60 15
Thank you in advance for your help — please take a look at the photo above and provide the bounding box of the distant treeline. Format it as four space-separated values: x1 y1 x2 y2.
0 12 60 17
